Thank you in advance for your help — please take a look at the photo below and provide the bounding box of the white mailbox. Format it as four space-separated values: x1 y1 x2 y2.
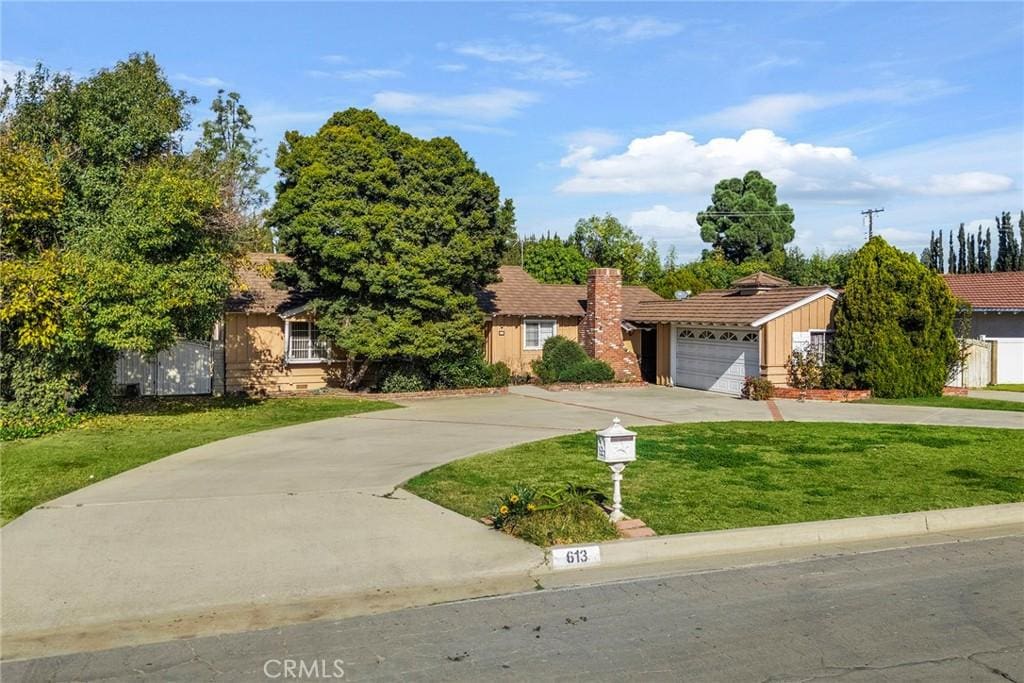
596 417 637 522
596 418 637 463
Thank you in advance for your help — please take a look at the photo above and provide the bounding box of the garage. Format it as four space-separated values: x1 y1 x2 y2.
673 328 759 396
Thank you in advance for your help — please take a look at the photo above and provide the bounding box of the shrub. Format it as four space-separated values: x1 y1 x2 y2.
379 368 427 393
493 482 617 546
491 484 538 530
430 355 488 389
741 376 774 400
487 361 511 388
785 350 821 390
531 336 615 384
831 237 958 398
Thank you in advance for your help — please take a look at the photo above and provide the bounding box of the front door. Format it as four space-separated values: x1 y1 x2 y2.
640 328 657 383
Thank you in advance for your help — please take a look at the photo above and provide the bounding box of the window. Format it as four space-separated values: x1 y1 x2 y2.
286 320 332 362
808 330 834 364
742 332 759 342
524 319 556 350
698 330 716 340
720 331 738 341
679 329 695 339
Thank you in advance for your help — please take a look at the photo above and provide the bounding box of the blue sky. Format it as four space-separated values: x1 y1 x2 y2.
4 2 1023 260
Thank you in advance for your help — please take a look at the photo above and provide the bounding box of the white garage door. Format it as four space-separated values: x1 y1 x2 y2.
991 338 1024 384
674 328 759 396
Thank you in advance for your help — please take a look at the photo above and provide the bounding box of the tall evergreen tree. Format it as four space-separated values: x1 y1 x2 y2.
1019 211 1024 270
937 229 944 273
967 234 977 273
948 231 955 274
995 211 1021 272
956 223 966 274
984 228 993 273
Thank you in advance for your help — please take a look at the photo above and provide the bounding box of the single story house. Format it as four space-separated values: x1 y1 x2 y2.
218 255 840 397
943 271 1024 384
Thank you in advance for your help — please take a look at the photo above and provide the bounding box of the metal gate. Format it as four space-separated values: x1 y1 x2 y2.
116 340 213 396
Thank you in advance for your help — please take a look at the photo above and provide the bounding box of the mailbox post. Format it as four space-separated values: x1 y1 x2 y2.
596 417 637 522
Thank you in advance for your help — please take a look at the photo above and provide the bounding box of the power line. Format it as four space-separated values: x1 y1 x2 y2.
861 208 884 240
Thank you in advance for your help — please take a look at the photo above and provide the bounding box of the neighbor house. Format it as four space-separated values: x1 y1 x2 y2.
943 271 1024 384
217 256 841 397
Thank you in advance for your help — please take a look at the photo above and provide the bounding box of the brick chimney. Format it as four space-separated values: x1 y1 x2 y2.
581 268 639 381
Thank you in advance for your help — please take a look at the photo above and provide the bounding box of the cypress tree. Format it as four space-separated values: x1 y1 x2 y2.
937 229 944 273
948 231 955 274
1019 211 1024 270
967 234 977 273
976 226 986 272
984 228 992 273
956 223 966 273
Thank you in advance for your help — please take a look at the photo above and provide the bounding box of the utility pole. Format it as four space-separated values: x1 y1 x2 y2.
861 208 884 240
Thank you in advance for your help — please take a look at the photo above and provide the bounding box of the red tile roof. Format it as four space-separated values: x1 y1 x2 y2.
943 272 1024 311
630 286 835 326
478 266 662 318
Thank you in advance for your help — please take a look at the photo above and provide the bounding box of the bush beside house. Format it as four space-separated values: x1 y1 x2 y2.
531 336 615 384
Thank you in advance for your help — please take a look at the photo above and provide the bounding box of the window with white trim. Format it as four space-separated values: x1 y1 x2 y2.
808 330 834 364
524 319 556 350
286 320 332 362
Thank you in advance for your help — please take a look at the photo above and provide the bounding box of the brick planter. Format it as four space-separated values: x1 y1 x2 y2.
942 386 969 396
771 386 872 402
540 381 649 392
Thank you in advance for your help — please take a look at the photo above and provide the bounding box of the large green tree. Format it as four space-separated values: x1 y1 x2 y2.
195 89 271 251
1 55 233 426
697 170 795 264
831 237 958 398
523 235 593 284
269 109 512 388
569 214 660 285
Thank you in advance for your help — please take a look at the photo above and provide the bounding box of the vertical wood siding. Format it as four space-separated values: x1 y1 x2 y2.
760 296 836 384
224 313 342 393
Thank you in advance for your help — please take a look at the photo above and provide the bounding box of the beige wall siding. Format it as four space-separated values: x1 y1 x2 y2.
760 295 836 384
485 315 581 375
224 313 343 393
655 323 672 385
485 315 650 379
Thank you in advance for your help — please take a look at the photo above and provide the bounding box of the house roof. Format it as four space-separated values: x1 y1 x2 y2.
225 253 309 315
478 266 662 318
629 286 836 327
943 272 1024 311
731 271 791 288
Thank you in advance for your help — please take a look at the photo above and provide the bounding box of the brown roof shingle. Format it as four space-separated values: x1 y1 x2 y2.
731 271 791 288
629 286 835 326
943 272 1024 311
226 253 309 315
478 266 662 318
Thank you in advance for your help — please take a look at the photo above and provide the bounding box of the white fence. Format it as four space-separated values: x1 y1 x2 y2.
948 339 992 388
991 338 1024 384
116 340 213 396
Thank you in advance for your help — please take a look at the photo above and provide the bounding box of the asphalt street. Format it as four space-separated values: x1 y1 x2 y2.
5 535 1022 682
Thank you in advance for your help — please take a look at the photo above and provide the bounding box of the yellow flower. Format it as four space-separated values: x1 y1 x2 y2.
499 505 509 515
527 503 537 511
509 495 520 503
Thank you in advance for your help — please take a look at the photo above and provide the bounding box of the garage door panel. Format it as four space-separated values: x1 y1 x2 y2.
674 334 759 396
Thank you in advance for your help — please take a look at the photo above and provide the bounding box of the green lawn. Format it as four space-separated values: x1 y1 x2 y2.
988 384 1024 393
1 396 395 524
864 396 1024 412
405 422 1024 540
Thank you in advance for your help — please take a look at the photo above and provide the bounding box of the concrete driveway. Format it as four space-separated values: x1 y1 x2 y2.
2 385 1020 659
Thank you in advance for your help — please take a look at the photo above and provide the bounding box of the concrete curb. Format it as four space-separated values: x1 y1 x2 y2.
541 503 1024 571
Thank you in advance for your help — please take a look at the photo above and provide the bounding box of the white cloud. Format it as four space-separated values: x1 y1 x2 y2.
452 42 586 83
371 88 538 122
568 16 682 42
697 81 960 129
915 172 1014 196
175 73 227 88
320 54 350 64
749 55 802 72
437 63 468 73
0 60 31 85
628 205 700 241
307 68 403 81
516 11 682 42
558 128 1014 200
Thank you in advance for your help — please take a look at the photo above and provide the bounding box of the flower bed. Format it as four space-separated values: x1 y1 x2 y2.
369 386 509 400
772 386 873 402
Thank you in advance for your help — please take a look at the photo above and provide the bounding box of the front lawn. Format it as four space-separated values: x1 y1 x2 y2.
1 396 395 524
405 422 1024 540
864 396 1024 412
988 384 1024 393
